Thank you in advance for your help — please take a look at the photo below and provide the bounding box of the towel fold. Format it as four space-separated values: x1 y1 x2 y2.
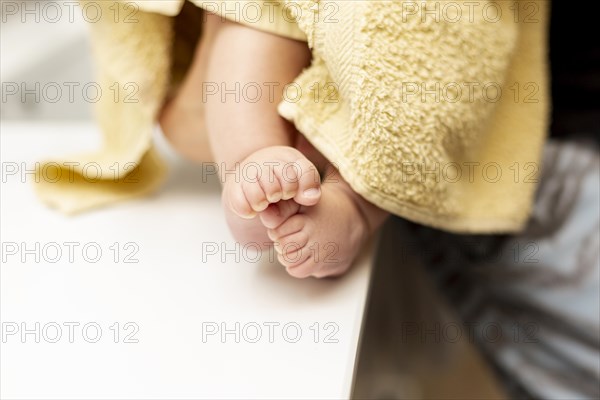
35 0 550 233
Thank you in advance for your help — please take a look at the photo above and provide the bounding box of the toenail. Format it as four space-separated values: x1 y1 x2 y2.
303 188 321 198
267 192 282 203
240 211 257 219
256 201 269 211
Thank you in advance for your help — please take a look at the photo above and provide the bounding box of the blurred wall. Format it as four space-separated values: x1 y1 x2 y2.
1 0 94 121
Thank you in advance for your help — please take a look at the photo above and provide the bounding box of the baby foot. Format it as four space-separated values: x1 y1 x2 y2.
260 182 369 279
223 146 321 220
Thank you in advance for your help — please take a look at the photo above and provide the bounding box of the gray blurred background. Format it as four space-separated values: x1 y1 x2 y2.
1 0 93 121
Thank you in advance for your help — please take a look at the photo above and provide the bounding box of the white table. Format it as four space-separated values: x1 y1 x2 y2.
0 122 373 399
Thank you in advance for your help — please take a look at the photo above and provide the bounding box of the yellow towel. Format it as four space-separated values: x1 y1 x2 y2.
34 2 172 212
35 0 550 233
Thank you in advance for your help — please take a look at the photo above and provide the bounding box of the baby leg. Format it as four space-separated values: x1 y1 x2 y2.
159 9 221 163
202 13 319 246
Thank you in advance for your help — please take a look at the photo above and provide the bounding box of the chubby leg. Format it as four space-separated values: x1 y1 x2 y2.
158 11 221 163
202 13 317 247
203 13 310 164
160 12 389 276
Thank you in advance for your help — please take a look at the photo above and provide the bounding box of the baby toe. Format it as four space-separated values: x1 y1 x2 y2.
258 166 283 204
259 200 301 230
241 178 269 212
267 214 306 241
225 182 256 219
274 230 309 257
283 256 318 279
270 161 297 201
292 158 321 206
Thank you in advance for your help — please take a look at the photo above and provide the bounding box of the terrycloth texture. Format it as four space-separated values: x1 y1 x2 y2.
35 1 172 212
35 0 550 234
34 0 301 213
130 0 306 39
192 0 306 40
279 0 550 232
